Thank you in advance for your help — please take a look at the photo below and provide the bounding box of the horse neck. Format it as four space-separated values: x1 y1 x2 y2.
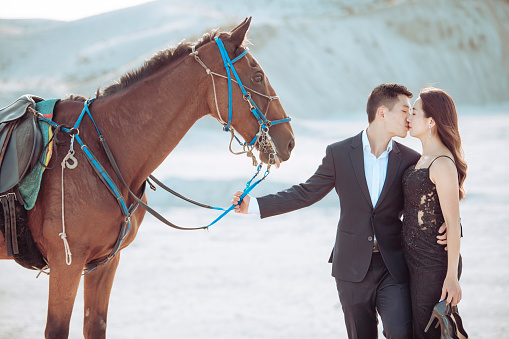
91 59 210 188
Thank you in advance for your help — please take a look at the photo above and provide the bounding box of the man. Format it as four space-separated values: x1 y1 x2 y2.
233 83 427 338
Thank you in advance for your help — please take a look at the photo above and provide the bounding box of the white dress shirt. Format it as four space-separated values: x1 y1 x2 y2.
362 129 392 208
247 129 393 215
248 192 261 215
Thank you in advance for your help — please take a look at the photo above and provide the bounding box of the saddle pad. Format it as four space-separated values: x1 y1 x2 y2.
18 99 59 210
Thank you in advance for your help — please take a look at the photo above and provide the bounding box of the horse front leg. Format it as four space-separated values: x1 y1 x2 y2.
83 254 121 339
45 257 85 338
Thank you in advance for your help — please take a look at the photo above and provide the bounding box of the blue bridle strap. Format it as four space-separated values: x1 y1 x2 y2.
213 37 291 146
77 98 102 135
231 48 249 63
216 40 234 132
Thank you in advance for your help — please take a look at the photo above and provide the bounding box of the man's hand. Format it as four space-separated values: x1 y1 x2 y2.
437 222 448 251
232 191 250 214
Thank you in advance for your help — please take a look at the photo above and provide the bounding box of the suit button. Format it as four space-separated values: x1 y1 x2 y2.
367 236 373 241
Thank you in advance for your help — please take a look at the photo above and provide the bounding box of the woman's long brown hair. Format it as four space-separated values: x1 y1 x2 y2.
420 87 467 200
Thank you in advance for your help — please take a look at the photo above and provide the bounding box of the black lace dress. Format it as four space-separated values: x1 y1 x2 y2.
402 156 462 339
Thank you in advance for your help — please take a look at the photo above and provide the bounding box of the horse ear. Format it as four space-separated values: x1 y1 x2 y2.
229 17 251 46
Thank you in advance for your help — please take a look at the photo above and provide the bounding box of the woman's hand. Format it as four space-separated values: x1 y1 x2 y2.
441 274 462 306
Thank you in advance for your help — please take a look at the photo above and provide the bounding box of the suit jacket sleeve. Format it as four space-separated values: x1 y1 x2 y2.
257 144 336 218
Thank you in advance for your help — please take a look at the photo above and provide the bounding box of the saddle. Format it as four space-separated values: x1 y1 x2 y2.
0 95 46 269
1 95 44 193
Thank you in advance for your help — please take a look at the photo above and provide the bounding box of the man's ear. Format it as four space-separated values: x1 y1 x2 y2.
229 17 252 47
377 106 385 119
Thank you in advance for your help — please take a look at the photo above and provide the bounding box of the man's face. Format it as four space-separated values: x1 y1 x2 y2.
383 94 411 138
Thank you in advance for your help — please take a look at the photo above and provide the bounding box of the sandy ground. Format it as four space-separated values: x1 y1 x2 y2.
0 111 508 338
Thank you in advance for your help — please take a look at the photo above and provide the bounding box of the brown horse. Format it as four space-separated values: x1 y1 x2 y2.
0 17 294 338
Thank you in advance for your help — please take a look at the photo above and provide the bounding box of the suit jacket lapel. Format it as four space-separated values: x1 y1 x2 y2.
375 141 401 210
349 132 373 209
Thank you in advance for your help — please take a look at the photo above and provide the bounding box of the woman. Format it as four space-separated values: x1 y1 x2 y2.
403 87 468 338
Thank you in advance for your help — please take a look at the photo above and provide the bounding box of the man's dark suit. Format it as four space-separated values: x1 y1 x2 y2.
256 131 420 338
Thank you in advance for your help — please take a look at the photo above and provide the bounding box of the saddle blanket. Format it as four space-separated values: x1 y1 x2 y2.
18 99 58 210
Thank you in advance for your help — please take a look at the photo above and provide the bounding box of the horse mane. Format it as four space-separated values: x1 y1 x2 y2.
97 29 221 98
64 94 87 102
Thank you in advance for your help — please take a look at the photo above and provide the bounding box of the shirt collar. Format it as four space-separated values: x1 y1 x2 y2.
362 129 393 155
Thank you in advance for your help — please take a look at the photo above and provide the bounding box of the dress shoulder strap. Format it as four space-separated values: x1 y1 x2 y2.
428 155 455 169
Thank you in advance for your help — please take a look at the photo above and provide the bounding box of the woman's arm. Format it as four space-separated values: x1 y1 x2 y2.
430 156 462 306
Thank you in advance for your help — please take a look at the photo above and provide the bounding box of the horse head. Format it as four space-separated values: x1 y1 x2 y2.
195 17 295 166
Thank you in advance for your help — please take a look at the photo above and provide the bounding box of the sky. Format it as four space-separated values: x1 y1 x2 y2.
1 0 155 21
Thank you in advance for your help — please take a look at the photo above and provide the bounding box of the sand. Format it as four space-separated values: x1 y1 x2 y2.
1 111 507 338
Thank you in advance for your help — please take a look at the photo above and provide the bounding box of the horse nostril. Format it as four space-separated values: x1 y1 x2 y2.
288 138 295 154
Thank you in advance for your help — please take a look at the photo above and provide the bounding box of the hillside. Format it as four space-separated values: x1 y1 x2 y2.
1 0 508 117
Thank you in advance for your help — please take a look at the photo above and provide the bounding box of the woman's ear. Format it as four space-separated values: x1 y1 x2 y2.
429 118 435 128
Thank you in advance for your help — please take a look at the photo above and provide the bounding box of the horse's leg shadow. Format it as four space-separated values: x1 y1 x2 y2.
83 254 121 339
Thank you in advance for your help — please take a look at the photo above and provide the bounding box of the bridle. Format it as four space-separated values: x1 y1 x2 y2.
35 37 293 274
190 37 291 166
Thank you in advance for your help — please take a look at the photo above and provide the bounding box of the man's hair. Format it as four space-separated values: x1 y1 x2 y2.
366 83 413 123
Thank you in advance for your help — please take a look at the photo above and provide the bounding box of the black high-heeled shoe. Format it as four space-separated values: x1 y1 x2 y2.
446 313 460 339
450 305 469 338
424 300 459 339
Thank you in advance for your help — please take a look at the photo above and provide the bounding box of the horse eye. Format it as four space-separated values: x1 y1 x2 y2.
252 72 264 83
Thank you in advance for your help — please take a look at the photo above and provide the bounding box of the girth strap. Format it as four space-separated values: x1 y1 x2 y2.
1 192 18 256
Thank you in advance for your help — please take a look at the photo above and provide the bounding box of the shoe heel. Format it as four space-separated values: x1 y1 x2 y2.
424 314 437 333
